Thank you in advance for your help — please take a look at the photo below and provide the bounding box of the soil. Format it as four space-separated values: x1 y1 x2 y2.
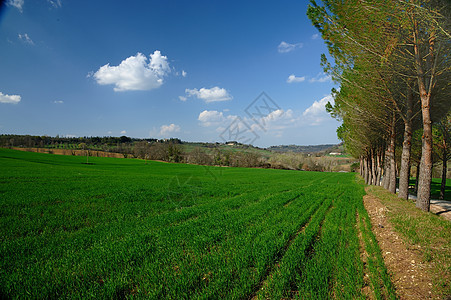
363 191 437 299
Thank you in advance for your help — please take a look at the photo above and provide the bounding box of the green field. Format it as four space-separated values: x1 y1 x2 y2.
0 148 394 299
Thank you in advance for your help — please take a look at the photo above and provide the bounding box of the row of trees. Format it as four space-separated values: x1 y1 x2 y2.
133 142 353 171
308 0 450 210
0 134 182 153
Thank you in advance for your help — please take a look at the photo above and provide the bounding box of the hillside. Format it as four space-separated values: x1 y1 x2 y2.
267 143 339 153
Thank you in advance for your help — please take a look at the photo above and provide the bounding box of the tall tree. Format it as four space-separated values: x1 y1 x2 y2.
308 0 450 211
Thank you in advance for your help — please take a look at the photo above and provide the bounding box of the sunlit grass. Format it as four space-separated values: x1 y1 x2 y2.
0 148 391 298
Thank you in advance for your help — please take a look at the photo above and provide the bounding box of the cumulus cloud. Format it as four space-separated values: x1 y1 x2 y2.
185 87 232 103
278 41 303 53
287 74 305 83
93 51 170 92
309 72 332 83
53 100 64 104
182 70 187 77
121 130 127 134
178 96 187 101
199 108 299 135
302 95 334 125
160 124 181 136
18 33 34 45
7 0 24 12
0 92 21 104
198 110 235 127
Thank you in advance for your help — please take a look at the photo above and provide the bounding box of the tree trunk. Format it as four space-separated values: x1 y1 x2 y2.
364 157 369 184
360 156 363 177
388 112 397 193
414 21 434 212
383 148 390 190
414 163 420 194
371 149 377 185
398 85 414 199
440 143 447 200
367 156 373 186
376 151 382 186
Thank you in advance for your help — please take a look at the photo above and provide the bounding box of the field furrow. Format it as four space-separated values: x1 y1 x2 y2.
0 149 394 299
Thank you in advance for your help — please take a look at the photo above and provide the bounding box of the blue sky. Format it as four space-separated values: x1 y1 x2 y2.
0 0 339 147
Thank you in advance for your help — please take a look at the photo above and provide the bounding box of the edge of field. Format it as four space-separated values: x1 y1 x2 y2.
364 185 451 299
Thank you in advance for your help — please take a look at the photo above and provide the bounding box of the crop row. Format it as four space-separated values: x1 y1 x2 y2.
0 149 394 299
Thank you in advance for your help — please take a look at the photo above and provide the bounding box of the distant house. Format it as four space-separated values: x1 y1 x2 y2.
226 141 238 146
329 152 342 156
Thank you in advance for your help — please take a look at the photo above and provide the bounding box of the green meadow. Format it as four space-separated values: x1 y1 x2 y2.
0 148 393 299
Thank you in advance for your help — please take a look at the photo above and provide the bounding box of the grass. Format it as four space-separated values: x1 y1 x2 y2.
0 148 393 298
367 185 451 298
408 177 451 201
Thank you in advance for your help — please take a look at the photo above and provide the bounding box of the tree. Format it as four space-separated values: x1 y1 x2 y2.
308 0 451 211
435 112 450 199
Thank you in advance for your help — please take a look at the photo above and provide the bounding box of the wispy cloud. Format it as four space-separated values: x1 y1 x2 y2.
309 72 331 83
278 41 303 53
160 124 181 136
0 92 21 104
7 0 24 12
311 33 320 40
92 51 170 92
287 74 305 83
53 100 64 104
184 87 232 103
121 130 127 134
302 94 334 125
182 70 187 77
18 33 34 45
47 0 62 8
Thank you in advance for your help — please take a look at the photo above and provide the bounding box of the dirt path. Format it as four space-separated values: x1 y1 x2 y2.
430 200 451 222
363 192 436 299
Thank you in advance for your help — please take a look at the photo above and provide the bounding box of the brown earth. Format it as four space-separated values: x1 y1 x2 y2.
363 191 437 299
12 147 125 158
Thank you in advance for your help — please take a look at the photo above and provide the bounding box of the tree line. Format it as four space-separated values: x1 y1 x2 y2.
308 0 450 209
1 134 355 171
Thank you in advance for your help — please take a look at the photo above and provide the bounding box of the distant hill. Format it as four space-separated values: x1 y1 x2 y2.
267 144 339 153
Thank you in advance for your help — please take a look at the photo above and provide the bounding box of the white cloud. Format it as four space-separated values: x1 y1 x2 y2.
93 51 170 92
18 33 34 45
53 100 64 104
160 124 180 136
121 130 127 134
287 74 305 83
185 87 232 103
302 95 334 125
47 0 62 8
198 110 235 127
178 96 187 101
198 109 299 135
250 109 300 132
278 41 303 53
7 0 24 12
311 34 320 40
0 92 21 104
107 131 113 135
182 70 187 77
309 72 331 83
